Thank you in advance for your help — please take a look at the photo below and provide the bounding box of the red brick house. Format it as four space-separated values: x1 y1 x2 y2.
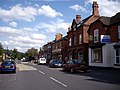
67 1 100 64
88 12 120 68
52 33 68 63
42 42 52 63
111 12 120 68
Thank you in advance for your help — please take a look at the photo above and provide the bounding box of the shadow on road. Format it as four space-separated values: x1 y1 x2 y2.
60 68 120 85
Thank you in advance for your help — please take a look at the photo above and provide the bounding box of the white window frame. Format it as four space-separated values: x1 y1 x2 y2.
94 29 99 43
79 34 82 44
115 48 120 64
118 26 120 39
69 38 72 46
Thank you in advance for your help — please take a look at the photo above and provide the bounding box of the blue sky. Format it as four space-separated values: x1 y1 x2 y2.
0 0 120 52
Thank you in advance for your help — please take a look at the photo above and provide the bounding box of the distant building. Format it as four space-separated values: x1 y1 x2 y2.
52 33 68 63
42 42 52 63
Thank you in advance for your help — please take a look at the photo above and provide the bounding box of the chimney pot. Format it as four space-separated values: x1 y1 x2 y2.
76 15 81 24
55 33 63 41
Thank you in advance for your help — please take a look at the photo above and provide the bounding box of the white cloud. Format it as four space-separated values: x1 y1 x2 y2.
35 4 39 7
0 4 37 22
0 26 24 36
32 34 47 40
9 21 17 27
38 5 63 18
37 19 70 33
0 4 63 22
0 26 47 52
69 4 87 13
86 0 120 17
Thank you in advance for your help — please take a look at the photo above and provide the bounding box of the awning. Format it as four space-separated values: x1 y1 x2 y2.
113 41 120 48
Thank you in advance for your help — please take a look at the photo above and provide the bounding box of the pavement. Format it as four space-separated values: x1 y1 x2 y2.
17 64 37 71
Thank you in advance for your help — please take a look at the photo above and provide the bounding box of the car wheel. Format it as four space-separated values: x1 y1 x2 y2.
84 70 87 73
70 68 74 73
13 70 16 73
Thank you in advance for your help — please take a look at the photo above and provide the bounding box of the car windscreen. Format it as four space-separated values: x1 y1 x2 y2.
73 60 82 64
2 61 15 65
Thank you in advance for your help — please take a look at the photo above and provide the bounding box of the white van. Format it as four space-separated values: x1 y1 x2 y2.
38 58 46 65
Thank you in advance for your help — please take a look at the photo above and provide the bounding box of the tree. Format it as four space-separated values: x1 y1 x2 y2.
10 48 19 59
26 47 38 60
0 43 4 55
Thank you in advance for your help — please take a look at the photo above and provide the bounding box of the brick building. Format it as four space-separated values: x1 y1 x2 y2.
52 33 68 63
67 1 100 64
88 12 120 68
42 42 52 63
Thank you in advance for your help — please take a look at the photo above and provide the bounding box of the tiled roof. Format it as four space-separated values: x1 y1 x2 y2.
81 15 93 25
110 12 120 25
99 16 110 25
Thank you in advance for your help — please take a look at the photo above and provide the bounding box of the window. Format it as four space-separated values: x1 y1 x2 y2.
118 26 120 39
92 48 102 63
73 25 76 31
94 29 99 43
56 43 58 49
69 38 72 46
69 53 72 60
115 48 120 64
79 34 82 44
73 35 76 45
78 52 83 61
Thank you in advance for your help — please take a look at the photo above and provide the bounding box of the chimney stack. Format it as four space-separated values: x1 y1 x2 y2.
92 1 99 17
68 25 71 31
76 15 81 24
55 33 63 41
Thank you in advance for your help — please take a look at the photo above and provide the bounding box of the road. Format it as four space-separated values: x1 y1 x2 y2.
0 61 120 90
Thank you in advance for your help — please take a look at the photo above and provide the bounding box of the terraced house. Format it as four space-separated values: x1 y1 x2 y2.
52 33 68 63
67 1 100 64
88 12 120 68
42 42 52 63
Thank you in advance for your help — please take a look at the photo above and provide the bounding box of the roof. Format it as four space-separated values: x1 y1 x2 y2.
70 15 93 28
99 16 111 25
81 15 93 25
110 12 120 25
53 35 67 43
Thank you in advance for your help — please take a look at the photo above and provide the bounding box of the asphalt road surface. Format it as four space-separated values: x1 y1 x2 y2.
0 61 120 90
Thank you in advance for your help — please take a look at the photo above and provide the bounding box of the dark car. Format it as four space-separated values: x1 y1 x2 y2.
0 60 16 73
49 59 63 68
63 59 88 73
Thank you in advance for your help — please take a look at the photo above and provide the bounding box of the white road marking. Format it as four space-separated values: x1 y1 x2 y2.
38 70 45 75
50 77 67 88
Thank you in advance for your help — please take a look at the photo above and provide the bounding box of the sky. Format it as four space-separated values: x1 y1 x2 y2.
0 0 120 53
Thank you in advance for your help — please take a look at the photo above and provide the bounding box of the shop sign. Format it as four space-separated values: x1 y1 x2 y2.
101 35 110 43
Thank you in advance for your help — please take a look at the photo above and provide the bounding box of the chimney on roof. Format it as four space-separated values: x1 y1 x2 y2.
76 15 81 24
92 0 99 16
55 33 63 41
68 25 71 31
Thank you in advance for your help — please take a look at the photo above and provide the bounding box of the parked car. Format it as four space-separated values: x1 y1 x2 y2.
0 60 16 73
63 59 88 73
38 57 46 65
49 59 63 68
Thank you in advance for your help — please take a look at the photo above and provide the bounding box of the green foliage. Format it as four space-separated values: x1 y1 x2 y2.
25 47 38 57
0 43 4 55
